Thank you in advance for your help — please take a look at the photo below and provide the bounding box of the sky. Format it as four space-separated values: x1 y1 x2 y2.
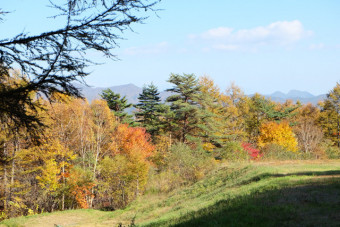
1 0 340 95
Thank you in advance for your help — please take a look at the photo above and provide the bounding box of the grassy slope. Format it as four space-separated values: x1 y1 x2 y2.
1 160 340 227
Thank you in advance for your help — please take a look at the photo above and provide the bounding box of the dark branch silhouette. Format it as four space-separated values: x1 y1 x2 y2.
0 0 159 137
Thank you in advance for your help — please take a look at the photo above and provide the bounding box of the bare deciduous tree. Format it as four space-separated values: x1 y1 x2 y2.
296 120 323 153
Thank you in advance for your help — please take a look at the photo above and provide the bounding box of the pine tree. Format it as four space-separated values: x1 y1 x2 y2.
100 89 133 124
166 73 201 143
135 83 165 138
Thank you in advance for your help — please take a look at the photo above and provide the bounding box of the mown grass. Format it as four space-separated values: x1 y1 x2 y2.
1 160 340 227
0 209 112 227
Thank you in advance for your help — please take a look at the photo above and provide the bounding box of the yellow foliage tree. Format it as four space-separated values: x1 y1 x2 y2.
221 82 249 141
258 121 298 152
198 77 249 147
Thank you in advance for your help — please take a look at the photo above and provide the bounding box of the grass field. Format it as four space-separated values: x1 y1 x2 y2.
1 160 340 227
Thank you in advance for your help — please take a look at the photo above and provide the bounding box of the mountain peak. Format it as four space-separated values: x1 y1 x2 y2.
123 83 139 87
264 89 325 105
270 91 286 98
286 90 314 99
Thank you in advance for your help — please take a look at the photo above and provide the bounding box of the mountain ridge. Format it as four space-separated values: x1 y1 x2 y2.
75 83 171 104
263 90 325 105
76 83 326 105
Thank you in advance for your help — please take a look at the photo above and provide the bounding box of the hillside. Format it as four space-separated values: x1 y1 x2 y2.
2 160 340 227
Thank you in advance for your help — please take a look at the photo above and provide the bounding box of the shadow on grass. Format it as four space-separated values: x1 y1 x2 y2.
237 170 340 187
150 172 340 227
273 170 340 177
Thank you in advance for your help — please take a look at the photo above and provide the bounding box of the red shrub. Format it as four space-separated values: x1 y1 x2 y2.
242 143 262 160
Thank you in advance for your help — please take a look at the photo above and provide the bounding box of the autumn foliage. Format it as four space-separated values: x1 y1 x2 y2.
3 74 340 221
0 95 155 218
258 121 298 152
113 124 154 159
242 143 262 160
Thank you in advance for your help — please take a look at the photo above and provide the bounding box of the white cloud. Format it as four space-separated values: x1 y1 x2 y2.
191 20 312 51
201 27 234 39
308 43 340 51
124 42 169 55
212 44 239 51
176 48 188 54
309 43 325 50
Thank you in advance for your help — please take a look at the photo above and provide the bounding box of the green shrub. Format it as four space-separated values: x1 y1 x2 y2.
261 143 317 160
214 141 249 161
321 140 340 159
146 143 216 193
146 168 183 193
167 143 215 182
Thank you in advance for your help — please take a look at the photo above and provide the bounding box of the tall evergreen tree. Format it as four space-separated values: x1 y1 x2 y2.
100 89 133 124
166 73 201 143
135 83 165 138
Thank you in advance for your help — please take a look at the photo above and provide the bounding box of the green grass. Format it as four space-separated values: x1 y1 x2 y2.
2 160 340 227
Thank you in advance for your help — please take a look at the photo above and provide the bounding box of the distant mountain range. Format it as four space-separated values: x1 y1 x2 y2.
263 90 326 105
75 83 172 104
76 83 326 105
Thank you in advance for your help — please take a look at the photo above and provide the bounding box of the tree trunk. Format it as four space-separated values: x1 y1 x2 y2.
3 143 8 211
3 166 8 210
337 115 340 148
62 163 65 211
136 175 139 198
9 153 15 202
10 135 19 202
182 113 188 143
121 180 126 207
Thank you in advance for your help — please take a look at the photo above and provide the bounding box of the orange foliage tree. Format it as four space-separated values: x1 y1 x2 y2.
98 124 155 209
112 124 154 197
67 166 94 209
112 124 154 159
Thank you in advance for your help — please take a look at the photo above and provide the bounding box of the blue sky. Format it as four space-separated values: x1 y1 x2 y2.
2 0 340 95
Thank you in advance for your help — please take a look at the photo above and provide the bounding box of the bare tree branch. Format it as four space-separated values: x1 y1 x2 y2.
0 0 159 137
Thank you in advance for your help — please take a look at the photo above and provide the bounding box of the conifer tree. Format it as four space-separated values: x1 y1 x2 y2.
100 89 133 124
166 73 201 143
0 1 159 135
135 83 165 138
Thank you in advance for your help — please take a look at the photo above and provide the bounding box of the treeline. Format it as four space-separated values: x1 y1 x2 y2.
1 72 340 219
112 73 340 158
